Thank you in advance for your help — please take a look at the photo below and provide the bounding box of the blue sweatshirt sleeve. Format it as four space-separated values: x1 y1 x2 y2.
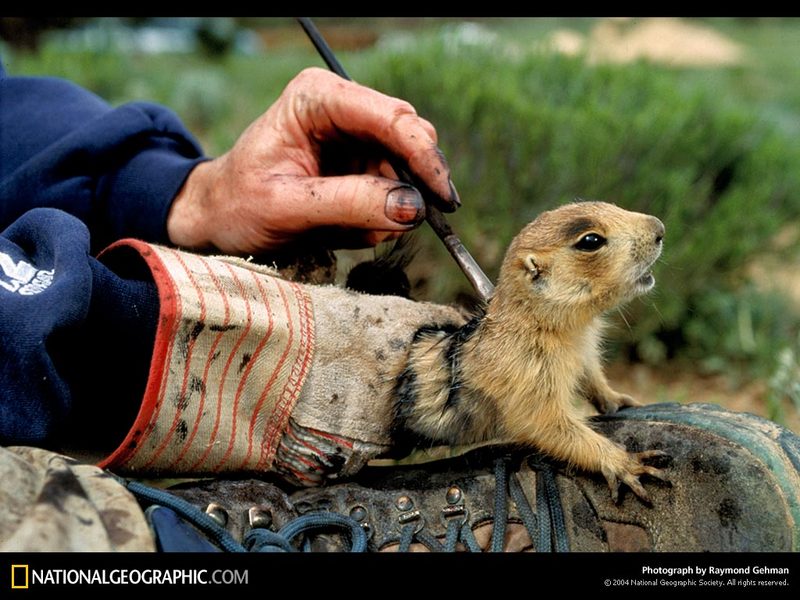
0 208 160 447
0 60 208 251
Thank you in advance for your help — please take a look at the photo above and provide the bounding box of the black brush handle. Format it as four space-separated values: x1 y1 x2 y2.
296 17 495 302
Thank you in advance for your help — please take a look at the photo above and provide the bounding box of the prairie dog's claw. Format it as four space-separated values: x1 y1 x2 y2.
616 394 641 409
620 471 651 505
635 449 669 461
607 474 620 504
603 449 669 505
593 391 641 415
640 465 669 482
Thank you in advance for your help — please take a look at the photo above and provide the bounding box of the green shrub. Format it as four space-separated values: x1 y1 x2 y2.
357 37 800 368
4 43 316 153
7 28 800 376
768 333 800 422
679 286 800 374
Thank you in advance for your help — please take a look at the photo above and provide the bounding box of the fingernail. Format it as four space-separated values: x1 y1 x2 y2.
449 178 462 208
385 186 425 226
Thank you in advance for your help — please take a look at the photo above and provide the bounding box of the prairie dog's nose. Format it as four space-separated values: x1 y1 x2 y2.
651 217 665 245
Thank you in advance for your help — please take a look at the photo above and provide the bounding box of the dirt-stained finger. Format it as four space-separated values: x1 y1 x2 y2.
268 173 426 233
285 68 456 208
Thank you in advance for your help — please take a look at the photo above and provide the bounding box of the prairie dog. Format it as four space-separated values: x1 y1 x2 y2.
394 201 666 502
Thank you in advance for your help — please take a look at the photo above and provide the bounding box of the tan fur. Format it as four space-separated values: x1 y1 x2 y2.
396 201 666 502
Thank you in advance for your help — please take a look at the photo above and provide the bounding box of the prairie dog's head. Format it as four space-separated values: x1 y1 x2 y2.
497 201 664 317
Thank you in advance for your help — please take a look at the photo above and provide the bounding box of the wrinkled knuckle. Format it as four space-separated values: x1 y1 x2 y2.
297 66 328 80
389 100 419 129
420 118 439 142
289 67 329 90
395 99 418 116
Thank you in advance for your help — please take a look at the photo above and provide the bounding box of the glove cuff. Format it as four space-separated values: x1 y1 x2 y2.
98 240 314 475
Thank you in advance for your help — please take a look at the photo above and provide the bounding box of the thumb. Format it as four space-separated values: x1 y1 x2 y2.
282 175 426 231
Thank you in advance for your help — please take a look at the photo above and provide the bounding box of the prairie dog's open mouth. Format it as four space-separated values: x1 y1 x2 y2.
636 271 655 290
633 253 659 292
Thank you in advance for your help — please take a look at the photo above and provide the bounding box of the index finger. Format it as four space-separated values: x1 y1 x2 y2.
289 68 460 209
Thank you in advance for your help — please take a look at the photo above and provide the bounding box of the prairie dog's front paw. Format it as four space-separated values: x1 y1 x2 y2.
590 390 641 415
601 447 668 504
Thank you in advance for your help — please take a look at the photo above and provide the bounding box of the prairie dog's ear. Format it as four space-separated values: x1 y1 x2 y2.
523 254 541 280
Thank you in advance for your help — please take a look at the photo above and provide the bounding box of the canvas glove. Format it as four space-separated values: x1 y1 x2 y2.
99 241 463 485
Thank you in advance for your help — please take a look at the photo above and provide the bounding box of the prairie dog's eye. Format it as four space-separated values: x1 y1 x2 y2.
574 233 606 252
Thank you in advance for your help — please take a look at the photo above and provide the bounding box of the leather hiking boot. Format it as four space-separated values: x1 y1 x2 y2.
159 403 800 552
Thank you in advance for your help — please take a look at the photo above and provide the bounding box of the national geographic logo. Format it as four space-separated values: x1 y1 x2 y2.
7 565 247 587
11 564 29 589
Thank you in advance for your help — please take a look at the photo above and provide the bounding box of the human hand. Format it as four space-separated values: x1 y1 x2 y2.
167 67 459 255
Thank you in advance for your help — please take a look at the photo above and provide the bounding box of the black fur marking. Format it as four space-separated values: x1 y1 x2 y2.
562 217 596 240
346 235 417 298
393 365 418 423
390 363 429 451
391 314 486 450
412 321 461 343
444 315 482 409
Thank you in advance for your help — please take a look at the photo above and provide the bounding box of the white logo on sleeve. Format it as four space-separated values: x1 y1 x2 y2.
0 252 54 295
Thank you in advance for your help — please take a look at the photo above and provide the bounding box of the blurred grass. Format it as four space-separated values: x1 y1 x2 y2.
362 25 800 384
4 17 800 425
4 43 319 152
695 18 800 137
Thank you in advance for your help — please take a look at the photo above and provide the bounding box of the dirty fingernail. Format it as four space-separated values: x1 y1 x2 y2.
385 186 425 225
449 178 462 208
